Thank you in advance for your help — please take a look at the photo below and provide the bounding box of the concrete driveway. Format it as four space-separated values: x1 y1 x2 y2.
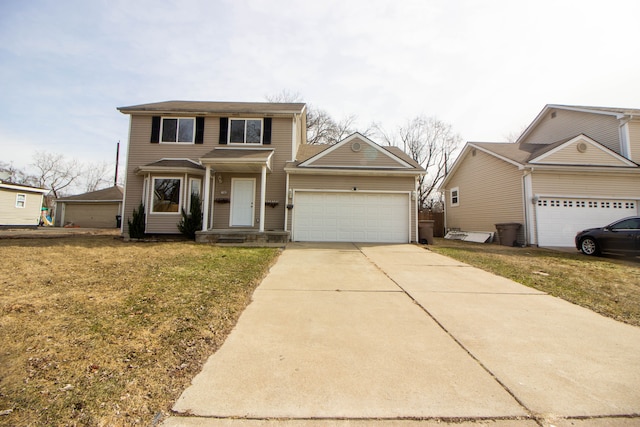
163 243 640 427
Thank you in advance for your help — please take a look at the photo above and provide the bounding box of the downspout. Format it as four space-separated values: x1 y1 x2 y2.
284 172 290 232
259 165 267 232
414 175 421 242
521 168 533 246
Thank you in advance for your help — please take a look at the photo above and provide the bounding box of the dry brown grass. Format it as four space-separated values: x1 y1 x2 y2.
429 238 640 326
0 236 279 426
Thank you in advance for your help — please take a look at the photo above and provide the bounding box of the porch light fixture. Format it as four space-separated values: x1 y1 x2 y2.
288 188 293 199
217 175 223 184
411 191 417 200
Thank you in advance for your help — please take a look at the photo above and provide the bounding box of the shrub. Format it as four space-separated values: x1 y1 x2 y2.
178 193 203 240
127 202 146 239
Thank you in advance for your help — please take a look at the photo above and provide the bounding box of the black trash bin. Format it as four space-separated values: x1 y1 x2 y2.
116 215 122 228
495 223 521 246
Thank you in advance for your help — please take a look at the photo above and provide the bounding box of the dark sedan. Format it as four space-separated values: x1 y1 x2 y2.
575 216 640 256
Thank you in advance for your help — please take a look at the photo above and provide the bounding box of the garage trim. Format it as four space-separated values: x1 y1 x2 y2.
534 194 639 247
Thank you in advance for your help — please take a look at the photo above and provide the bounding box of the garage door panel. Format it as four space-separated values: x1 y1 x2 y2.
293 192 409 243
536 198 638 247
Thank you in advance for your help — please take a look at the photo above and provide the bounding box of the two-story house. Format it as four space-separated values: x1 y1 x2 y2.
441 104 640 247
118 101 424 244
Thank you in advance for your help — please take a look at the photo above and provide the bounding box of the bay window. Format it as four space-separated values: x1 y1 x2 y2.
152 178 182 213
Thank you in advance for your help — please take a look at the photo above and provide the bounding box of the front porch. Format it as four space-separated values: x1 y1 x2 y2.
196 228 290 247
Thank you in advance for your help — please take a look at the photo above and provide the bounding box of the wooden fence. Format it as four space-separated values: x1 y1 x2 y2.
418 211 445 237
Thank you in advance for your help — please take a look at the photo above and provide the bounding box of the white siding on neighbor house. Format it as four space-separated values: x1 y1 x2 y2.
444 148 525 237
521 109 621 155
0 189 43 226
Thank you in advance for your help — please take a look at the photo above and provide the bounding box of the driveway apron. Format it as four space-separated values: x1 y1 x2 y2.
167 243 640 426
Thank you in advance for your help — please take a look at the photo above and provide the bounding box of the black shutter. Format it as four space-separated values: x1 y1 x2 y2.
263 118 272 145
195 117 204 144
150 116 161 143
219 117 228 144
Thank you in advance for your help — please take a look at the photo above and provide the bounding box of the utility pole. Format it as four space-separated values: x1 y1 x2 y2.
114 141 120 186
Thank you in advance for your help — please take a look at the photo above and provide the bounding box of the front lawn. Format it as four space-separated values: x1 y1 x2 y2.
428 238 640 326
0 236 279 426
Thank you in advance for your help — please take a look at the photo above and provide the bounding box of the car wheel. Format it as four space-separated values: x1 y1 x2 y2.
580 237 600 256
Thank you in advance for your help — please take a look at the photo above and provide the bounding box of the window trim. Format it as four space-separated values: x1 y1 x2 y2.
228 118 263 145
160 117 196 144
450 187 460 207
15 193 26 208
151 177 183 214
188 178 202 213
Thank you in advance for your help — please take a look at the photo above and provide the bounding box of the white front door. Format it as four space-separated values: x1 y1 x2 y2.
230 179 255 227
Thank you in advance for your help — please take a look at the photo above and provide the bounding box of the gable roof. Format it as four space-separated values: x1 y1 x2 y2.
118 100 306 116
136 158 205 175
56 186 123 202
0 180 48 194
470 135 637 167
296 133 420 169
517 104 640 144
442 135 639 189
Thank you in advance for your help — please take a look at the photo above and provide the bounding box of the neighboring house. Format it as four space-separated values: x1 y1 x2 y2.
441 104 640 247
55 186 123 228
118 101 424 243
0 180 49 227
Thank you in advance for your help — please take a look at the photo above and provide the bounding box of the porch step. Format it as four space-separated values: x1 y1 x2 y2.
216 237 246 244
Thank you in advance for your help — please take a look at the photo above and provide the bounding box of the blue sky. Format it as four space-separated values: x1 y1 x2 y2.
2 0 640 182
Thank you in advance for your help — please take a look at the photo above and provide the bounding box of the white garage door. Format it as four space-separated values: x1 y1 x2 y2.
536 198 638 247
293 192 410 243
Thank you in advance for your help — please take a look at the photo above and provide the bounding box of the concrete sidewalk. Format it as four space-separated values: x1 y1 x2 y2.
163 243 640 427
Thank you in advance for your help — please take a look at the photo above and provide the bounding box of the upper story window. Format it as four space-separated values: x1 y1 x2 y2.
15 193 26 208
230 119 262 144
151 116 204 144
161 118 195 143
450 187 459 207
219 117 271 145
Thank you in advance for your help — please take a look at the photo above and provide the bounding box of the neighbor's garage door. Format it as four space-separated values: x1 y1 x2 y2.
536 198 638 247
293 192 410 243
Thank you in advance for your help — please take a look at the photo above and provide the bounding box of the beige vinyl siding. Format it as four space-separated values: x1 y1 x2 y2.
538 139 628 166
62 203 121 228
288 174 417 239
122 115 293 234
0 189 43 226
310 139 405 168
627 119 640 164
532 171 640 198
522 109 621 154
445 149 524 235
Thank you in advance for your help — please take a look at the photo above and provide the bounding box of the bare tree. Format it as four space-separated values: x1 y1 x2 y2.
265 90 373 145
264 89 304 103
0 161 38 186
31 151 83 200
376 116 461 209
83 160 113 192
